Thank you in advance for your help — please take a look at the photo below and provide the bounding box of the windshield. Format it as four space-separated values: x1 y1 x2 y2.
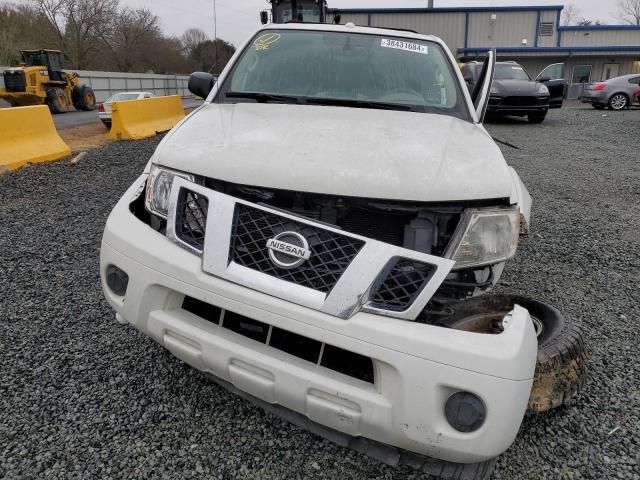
22 53 48 67
494 64 530 81
274 1 321 23
217 29 469 120
107 93 140 103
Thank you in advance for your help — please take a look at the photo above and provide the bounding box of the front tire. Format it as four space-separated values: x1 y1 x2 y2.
46 87 68 114
608 93 628 111
437 295 587 414
528 111 547 123
78 86 96 111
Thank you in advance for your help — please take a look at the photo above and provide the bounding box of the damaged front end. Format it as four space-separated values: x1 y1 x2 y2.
169 175 524 321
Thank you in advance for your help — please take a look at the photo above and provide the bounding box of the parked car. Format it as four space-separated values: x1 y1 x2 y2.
462 61 567 123
580 74 640 110
97 91 154 127
100 24 585 479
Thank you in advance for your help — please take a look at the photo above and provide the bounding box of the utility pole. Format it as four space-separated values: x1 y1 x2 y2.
213 0 219 74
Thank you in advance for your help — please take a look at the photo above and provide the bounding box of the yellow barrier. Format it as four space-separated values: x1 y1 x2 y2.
108 95 185 141
0 105 71 172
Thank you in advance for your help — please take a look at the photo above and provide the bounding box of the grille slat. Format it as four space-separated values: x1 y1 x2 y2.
182 297 374 384
3 71 26 92
371 259 436 312
176 189 208 250
230 204 364 293
502 96 547 107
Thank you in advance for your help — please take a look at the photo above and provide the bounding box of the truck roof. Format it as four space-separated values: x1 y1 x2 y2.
258 22 445 46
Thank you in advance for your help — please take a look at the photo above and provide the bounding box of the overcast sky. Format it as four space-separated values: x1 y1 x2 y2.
8 0 623 47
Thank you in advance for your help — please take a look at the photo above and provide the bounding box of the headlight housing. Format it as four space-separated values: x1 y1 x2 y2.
445 207 520 269
145 164 194 218
538 84 549 94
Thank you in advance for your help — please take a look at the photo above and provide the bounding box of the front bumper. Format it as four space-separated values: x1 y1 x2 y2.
488 95 549 115
100 175 537 465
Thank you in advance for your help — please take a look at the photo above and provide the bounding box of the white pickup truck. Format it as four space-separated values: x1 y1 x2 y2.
100 23 585 479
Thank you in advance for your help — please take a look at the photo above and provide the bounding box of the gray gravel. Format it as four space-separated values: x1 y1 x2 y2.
1 103 639 479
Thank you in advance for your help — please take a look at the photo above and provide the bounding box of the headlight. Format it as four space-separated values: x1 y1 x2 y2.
446 207 520 269
538 84 549 94
145 164 194 218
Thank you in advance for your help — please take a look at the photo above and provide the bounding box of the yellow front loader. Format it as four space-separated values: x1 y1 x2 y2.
0 49 95 114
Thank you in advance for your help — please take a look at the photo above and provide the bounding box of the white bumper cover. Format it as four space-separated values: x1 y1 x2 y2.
100 175 538 464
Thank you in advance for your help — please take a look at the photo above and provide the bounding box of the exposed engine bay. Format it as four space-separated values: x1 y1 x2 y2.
135 176 512 321
206 179 510 319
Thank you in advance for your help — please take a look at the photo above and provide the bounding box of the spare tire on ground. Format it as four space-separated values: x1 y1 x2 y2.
437 295 587 414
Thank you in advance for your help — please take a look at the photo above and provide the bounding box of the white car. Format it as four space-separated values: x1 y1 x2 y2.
100 24 585 479
97 91 154 127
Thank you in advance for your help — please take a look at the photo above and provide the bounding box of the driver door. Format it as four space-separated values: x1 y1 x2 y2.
535 63 567 109
469 50 496 123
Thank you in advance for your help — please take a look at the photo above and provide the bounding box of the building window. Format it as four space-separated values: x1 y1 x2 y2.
572 65 592 84
539 22 554 36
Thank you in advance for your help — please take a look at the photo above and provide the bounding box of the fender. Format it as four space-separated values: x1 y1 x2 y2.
508 167 532 235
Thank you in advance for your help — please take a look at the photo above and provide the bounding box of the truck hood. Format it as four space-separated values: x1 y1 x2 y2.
154 103 513 202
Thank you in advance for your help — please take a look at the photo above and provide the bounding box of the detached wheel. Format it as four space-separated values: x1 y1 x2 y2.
438 295 587 414
608 93 628 111
46 87 68 114
528 111 547 123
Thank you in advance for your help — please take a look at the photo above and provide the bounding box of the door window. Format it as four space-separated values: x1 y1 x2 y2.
537 63 564 81
572 65 592 84
627 76 640 85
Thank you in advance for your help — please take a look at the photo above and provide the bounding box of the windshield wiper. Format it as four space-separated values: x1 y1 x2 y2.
304 97 414 112
225 91 303 104
225 92 417 112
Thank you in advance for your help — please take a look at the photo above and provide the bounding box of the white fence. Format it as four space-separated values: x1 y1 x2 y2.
75 70 191 102
0 67 191 102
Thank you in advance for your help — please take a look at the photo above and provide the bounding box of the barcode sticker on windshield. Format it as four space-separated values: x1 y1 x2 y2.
381 38 428 55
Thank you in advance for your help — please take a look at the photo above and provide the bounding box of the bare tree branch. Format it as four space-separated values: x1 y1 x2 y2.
616 0 640 25
562 3 580 26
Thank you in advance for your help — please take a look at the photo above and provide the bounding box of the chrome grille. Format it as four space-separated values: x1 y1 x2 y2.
230 204 364 293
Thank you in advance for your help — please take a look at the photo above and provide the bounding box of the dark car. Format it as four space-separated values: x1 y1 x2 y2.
462 61 567 123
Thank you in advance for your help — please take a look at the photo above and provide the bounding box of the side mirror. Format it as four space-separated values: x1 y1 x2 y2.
188 72 215 99
537 76 551 83
333 14 341 24
463 73 474 83
260 10 269 25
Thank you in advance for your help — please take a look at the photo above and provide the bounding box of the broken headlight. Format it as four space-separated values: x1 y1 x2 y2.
445 207 520 269
145 164 194 218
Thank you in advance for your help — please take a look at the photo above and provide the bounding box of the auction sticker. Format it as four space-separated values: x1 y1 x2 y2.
381 38 428 55
254 33 281 51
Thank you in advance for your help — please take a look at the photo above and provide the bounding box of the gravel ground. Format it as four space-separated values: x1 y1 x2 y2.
1 104 639 479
